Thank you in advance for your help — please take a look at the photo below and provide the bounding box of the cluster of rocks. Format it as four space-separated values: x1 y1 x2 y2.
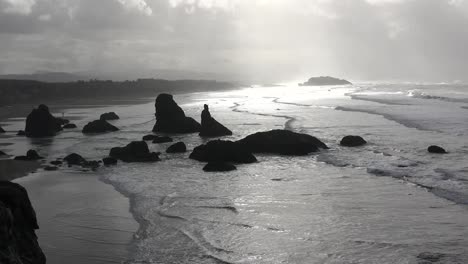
14 150 43 161
110 141 160 162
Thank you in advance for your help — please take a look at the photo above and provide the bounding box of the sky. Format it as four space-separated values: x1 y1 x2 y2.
0 0 468 83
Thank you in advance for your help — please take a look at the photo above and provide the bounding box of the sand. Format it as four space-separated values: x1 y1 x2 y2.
0 160 40 181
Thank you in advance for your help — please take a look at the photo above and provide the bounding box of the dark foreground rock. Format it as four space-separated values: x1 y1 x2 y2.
14 150 43 161
299 76 352 86
166 142 187 153
199 104 232 137
190 140 257 163
0 151 6 156
62 123 77 129
100 112 119 121
152 136 173 144
428 145 447 154
110 141 160 162
203 162 237 172
0 181 46 264
82 120 119 134
0 126 5 133
340 135 367 147
237 130 328 155
64 153 87 165
102 157 118 166
152 93 201 133
25 104 62 138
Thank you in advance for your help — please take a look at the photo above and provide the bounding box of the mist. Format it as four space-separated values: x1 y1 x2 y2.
1 0 468 83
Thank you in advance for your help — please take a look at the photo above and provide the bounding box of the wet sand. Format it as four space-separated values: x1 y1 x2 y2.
0 160 40 181
14 171 138 264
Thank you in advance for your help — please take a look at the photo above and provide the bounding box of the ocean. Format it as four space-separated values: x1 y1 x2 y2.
2 82 468 263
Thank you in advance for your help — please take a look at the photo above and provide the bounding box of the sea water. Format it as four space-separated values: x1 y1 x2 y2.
1 83 468 263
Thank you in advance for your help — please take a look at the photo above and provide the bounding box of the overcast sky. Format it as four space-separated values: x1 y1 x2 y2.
0 0 468 82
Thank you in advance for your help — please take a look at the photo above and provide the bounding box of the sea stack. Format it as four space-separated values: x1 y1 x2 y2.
25 104 62 137
299 76 352 86
152 94 201 133
199 104 232 137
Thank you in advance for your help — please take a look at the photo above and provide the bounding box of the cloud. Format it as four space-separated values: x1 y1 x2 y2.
116 0 152 15
1 0 36 14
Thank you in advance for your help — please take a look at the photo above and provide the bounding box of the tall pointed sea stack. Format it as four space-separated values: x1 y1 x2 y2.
199 104 232 137
152 94 201 133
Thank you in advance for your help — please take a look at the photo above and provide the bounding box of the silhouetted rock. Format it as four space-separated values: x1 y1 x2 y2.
153 136 173 144
199 104 232 137
0 126 4 133
25 104 63 138
100 112 119 121
203 162 237 172
299 76 352 86
82 160 100 170
64 153 86 165
0 181 46 264
166 142 187 153
190 140 257 164
14 150 43 161
50 160 62 166
237 130 328 155
110 141 160 162
152 93 201 133
142 134 158 141
82 120 119 134
102 157 118 166
44 166 58 171
55 118 70 126
340 135 367 147
0 150 6 156
17 130 25 136
428 145 447 154
63 123 77 129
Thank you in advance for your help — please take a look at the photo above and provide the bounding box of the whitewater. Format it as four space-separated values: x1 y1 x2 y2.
2 82 468 263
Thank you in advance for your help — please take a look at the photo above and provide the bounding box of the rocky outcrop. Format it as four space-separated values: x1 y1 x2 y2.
166 142 187 153
102 157 118 166
62 123 77 129
0 181 46 264
100 112 119 121
82 120 119 134
203 162 237 172
237 130 328 155
199 104 232 137
190 140 257 164
152 94 201 133
14 150 43 161
428 145 447 154
25 104 62 138
152 136 173 144
0 126 5 133
64 153 87 165
340 135 367 147
299 76 352 86
110 141 160 162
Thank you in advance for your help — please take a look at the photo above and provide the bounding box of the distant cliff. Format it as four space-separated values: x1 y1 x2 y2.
0 181 46 264
0 79 237 105
299 76 352 86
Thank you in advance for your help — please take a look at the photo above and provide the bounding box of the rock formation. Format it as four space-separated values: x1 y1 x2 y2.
110 141 160 162
203 162 237 172
428 145 447 154
299 76 352 86
17 131 25 136
166 142 187 153
152 136 173 144
340 135 367 147
0 181 46 264
199 104 232 137
64 153 87 165
102 157 118 166
14 150 43 161
25 104 62 137
62 123 77 129
190 140 257 164
100 112 119 121
142 134 158 141
152 94 201 133
0 151 6 156
0 126 5 133
82 120 119 134
237 130 328 155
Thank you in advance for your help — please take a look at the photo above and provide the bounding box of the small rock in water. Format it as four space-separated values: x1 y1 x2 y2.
82 120 119 134
110 141 160 162
340 135 367 147
153 136 173 144
14 150 43 161
0 150 6 156
100 112 120 121
44 166 58 171
0 126 5 133
63 123 77 129
166 142 187 153
142 134 158 141
203 162 237 172
17 130 26 136
428 145 447 154
50 160 63 166
102 157 118 165
64 153 87 165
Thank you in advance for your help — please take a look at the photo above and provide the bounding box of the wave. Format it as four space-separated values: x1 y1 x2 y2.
230 101 297 130
407 90 468 103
